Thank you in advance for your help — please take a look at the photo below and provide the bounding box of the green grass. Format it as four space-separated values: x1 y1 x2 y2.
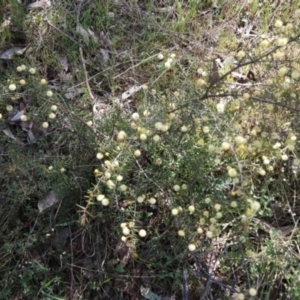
1 0 300 299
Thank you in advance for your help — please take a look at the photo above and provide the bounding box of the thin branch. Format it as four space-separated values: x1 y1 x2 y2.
79 47 95 103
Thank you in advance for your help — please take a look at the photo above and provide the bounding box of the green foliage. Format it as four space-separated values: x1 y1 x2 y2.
1 0 300 299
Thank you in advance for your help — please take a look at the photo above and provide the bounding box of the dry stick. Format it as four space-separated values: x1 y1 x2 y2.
79 47 95 103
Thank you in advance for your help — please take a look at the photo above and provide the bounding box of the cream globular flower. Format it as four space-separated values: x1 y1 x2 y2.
20 115 27 121
171 208 179 216
49 112 56 119
260 40 270 48
139 229 147 237
204 197 211 204
45 90 53 97
181 125 188 132
230 201 238 208
235 136 246 145
206 231 213 238
214 203 221 211
257 167 266 176
106 180 115 189
157 53 164 60
178 230 185 237
278 66 288 77
221 142 230 150
203 210 209 217
276 37 288 47
51 105 58 111
249 288 257 296
148 197 156 205
188 205 195 213
40 78 47 85
96 153 104 159
216 212 222 219
228 167 238 177
97 194 105 201
203 126 209 133
188 244 196 251
181 184 187 190
119 184 127 192
122 227 130 235
116 175 123 181
173 185 180 192
42 122 49 128
137 195 145 203
29 67 36 74
153 134 160 142
131 112 139 120
102 198 110 206
9 84 16 91
250 200 261 212
197 227 203 234
140 133 147 140
134 149 141 157
216 102 225 113
117 130 127 141
237 293 245 300
237 50 245 58
155 122 163 130
275 19 283 27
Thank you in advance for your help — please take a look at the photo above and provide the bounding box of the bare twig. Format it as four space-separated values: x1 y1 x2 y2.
79 47 95 103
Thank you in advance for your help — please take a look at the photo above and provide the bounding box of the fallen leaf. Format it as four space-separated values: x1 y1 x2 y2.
59 54 68 71
140 287 162 300
76 25 90 45
2 127 16 140
10 110 25 122
0 47 24 59
38 190 59 213
88 29 99 43
27 130 36 144
65 87 84 99
27 0 51 9
121 85 143 100
100 48 110 63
